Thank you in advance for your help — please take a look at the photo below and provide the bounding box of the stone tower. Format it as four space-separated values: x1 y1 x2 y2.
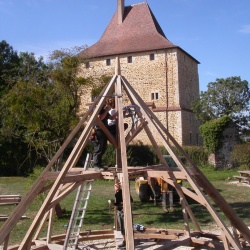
79 1 201 146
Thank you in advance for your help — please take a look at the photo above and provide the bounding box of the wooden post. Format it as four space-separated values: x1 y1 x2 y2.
116 69 134 249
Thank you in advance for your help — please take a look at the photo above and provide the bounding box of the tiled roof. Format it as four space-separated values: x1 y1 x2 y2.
81 3 177 58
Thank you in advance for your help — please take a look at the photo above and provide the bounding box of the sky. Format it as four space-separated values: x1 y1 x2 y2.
1 0 250 92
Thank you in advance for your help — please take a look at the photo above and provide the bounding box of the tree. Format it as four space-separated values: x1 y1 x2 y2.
192 76 250 136
0 40 20 97
48 46 90 115
0 42 113 176
1 45 94 174
0 48 51 175
0 44 93 175
18 52 49 85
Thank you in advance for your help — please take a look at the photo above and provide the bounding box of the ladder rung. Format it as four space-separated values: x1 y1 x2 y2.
73 225 82 229
78 197 89 201
69 235 79 240
75 216 84 220
77 207 87 211
69 234 78 238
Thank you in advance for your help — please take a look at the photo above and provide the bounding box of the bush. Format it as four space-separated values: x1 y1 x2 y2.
97 143 208 168
183 146 208 166
200 116 231 154
102 144 116 167
101 142 158 167
231 144 250 169
127 142 158 166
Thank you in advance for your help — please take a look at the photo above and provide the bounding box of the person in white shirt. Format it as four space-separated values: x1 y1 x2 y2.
106 98 128 137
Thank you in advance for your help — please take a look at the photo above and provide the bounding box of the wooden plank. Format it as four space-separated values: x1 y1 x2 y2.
191 237 224 249
38 229 114 243
134 233 179 240
0 215 28 222
0 195 21 205
146 170 186 180
116 71 134 250
96 118 117 147
33 211 49 240
46 207 55 244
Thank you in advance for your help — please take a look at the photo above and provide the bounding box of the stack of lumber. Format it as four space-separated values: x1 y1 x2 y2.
0 195 21 205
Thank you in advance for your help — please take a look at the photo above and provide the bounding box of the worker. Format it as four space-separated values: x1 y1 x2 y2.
110 181 133 248
92 99 111 171
106 97 128 137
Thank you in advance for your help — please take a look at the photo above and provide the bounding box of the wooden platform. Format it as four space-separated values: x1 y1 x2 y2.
7 228 237 250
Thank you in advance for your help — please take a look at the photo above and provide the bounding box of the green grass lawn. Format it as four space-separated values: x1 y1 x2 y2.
0 167 250 246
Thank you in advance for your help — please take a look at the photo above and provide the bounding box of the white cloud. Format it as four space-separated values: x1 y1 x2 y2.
239 25 250 34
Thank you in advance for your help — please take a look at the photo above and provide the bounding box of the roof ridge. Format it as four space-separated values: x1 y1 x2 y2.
130 2 147 6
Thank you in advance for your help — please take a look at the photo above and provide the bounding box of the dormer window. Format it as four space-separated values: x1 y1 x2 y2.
127 56 132 63
106 59 111 66
149 53 155 61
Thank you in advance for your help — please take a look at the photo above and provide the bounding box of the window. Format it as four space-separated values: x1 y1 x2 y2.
127 56 132 63
85 61 90 68
151 92 159 100
106 59 111 66
189 132 192 144
149 53 155 61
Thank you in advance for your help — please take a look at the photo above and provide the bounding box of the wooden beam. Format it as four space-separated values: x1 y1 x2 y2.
134 233 181 240
33 211 49 240
116 73 134 250
96 118 117 147
46 208 55 244
125 119 146 145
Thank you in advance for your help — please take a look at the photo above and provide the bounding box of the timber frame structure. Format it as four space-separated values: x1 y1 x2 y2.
0 58 250 250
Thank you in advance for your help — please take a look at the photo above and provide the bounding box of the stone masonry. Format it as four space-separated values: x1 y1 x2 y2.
78 48 201 146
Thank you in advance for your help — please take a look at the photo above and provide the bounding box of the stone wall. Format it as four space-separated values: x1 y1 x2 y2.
78 48 201 146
